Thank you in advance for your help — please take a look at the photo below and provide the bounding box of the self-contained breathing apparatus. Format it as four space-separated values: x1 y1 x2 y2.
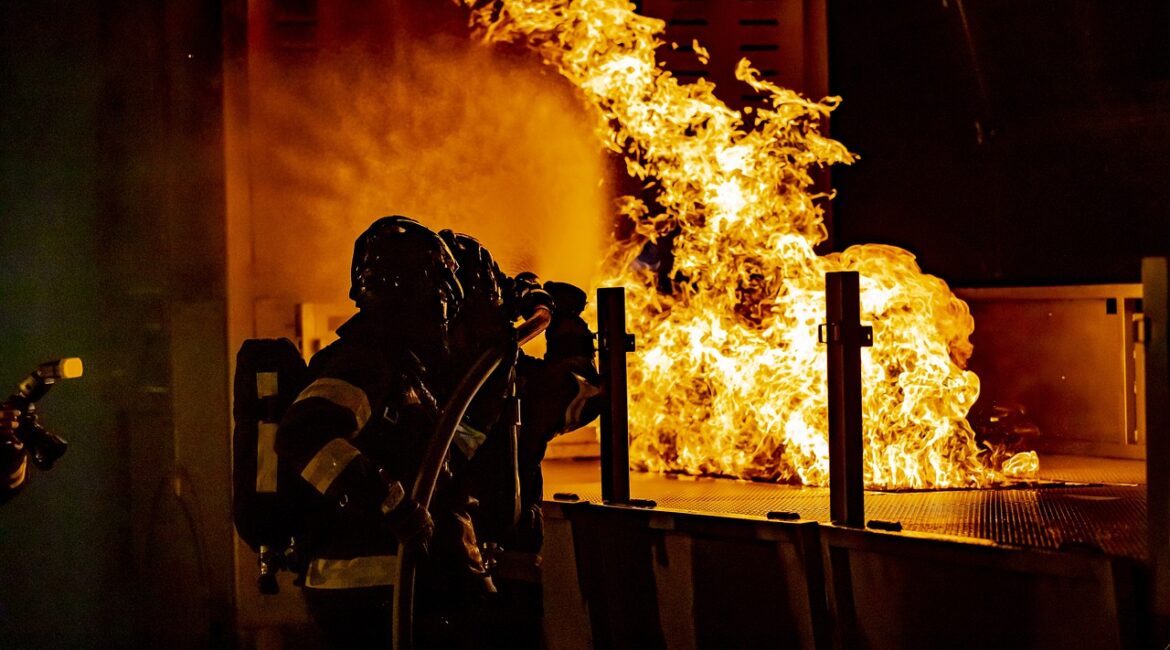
231 338 312 594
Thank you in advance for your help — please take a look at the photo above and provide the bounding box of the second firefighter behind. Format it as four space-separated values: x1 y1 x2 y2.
443 229 603 649
274 216 602 648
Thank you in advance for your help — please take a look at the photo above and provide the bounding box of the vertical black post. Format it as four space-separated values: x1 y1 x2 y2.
1143 258 1170 633
598 287 632 504
822 271 870 528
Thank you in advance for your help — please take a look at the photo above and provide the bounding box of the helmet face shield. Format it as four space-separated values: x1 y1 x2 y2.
350 216 464 325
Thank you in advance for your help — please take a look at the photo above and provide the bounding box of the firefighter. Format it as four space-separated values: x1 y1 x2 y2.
494 277 602 648
439 230 603 648
1 405 27 503
275 216 482 648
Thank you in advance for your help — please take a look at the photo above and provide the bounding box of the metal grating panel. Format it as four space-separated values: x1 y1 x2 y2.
545 457 1149 559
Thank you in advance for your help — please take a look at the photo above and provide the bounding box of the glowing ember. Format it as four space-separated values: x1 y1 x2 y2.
463 0 1036 488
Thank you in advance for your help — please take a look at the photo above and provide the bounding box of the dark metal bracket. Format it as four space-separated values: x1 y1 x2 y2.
818 322 874 346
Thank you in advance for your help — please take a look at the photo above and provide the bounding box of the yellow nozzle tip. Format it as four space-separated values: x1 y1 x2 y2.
59 357 84 379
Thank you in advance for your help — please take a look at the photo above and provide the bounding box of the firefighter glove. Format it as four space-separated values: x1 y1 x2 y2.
512 272 554 320
382 487 435 554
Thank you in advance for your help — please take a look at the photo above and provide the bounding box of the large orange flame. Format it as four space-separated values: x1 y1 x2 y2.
463 0 1035 488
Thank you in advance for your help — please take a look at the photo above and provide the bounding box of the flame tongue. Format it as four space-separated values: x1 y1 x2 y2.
465 0 1032 488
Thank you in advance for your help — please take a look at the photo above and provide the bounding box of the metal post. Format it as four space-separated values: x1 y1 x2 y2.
1143 258 1170 630
598 287 633 504
821 272 871 528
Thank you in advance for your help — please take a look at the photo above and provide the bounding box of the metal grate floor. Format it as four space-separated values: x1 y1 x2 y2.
543 455 1148 560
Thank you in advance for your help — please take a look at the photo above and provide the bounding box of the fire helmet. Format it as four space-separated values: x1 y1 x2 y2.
438 230 505 312
349 216 464 323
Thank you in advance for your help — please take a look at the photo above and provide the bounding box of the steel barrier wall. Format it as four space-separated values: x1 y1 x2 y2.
540 501 1150 649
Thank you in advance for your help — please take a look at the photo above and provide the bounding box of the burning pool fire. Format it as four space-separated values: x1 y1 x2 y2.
463 0 1037 489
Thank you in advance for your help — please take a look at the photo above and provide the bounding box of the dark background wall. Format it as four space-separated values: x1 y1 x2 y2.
0 2 127 645
829 0 1170 286
1 0 231 647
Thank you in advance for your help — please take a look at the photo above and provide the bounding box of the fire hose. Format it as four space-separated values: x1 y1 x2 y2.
393 305 552 650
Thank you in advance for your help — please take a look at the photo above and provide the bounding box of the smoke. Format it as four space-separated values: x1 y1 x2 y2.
244 31 610 305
